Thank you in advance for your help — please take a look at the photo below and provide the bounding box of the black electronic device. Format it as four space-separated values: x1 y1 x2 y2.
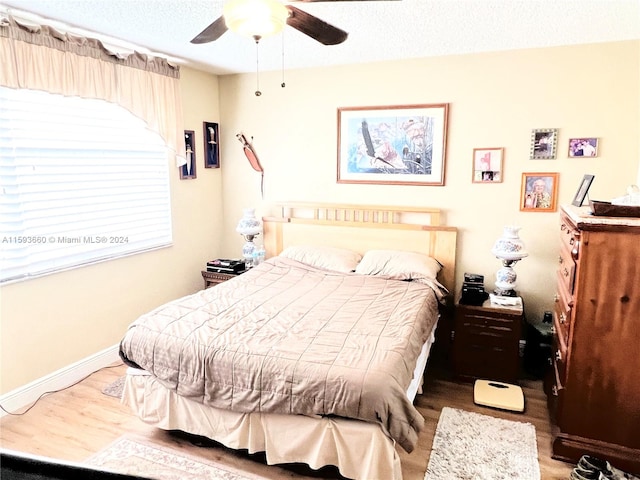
464 273 484 284
206 259 246 274
460 272 488 306
460 286 488 306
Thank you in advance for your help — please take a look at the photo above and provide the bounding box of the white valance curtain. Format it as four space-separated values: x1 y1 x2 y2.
0 16 186 167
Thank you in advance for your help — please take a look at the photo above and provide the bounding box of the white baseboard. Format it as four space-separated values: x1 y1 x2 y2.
0 344 121 418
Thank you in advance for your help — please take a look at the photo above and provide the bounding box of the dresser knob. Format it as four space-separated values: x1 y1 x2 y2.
550 325 556 335
551 385 559 396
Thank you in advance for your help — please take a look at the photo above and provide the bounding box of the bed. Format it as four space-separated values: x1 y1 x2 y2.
119 203 457 480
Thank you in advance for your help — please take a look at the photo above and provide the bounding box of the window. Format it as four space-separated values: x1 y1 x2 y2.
0 87 173 283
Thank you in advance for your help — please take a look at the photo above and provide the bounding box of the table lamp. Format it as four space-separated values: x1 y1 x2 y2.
491 226 528 296
236 208 261 267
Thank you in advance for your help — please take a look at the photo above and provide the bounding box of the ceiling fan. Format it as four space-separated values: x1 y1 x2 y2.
190 0 400 46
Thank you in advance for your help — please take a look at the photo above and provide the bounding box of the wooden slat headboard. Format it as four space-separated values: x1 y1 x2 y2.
262 203 458 295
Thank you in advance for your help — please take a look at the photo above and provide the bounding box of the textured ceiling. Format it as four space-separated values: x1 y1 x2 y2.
1 0 639 75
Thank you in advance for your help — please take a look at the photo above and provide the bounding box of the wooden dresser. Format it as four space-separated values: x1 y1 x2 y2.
547 205 640 474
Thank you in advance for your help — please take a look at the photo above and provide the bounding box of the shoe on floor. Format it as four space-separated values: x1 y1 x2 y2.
578 455 640 480
570 466 608 480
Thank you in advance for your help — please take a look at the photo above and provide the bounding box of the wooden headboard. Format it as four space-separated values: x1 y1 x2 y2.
262 202 458 294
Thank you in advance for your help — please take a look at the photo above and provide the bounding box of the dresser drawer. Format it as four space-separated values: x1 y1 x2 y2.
454 345 519 382
545 350 565 423
554 277 573 345
558 244 576 294
559 216 580 261
551 332 567 384
456 315 520 348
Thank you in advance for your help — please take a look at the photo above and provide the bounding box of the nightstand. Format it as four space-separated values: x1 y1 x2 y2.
452 298 524 383
201 270 243 289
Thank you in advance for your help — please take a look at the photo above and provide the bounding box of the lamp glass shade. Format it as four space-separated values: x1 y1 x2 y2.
491 226 528 261
236 208 261 236
223 0 288 38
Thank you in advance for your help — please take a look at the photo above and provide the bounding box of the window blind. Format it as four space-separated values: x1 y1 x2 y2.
0 87 173 283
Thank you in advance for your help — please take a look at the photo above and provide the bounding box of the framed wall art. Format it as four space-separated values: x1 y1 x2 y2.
337 103 449 185
568 137 598 158
203 121 220 168
520 172 559 212
180 130 196 179
529 128 558 160
472 147 504 183
571 174 595 206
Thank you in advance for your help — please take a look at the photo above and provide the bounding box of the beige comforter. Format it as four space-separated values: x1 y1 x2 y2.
119 256 440 452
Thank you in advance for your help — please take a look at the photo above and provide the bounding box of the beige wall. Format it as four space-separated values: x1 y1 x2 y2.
218 40 639 324
0 67 222 393
1 41 638 394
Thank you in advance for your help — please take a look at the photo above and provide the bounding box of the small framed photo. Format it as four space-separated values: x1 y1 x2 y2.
472 147 504 183
530 128 558 159
571 174 595 206
520 172 559 212
568 138 598 157
180 130 196 180
203 122 220 168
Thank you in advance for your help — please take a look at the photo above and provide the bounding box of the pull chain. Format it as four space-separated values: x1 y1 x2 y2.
281 31 286 88
254 36 261 96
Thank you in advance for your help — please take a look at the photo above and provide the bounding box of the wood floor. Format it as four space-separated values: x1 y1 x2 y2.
0 362 575 480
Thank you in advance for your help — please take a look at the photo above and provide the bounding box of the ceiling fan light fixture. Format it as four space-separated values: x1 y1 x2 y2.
223 0 289 39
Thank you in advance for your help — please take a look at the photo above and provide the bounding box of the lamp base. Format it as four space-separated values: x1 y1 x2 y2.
241 235 258 268
494 262 520 298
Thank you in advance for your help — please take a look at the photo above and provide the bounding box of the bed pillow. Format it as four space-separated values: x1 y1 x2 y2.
279 245 362 273
354 249 442 280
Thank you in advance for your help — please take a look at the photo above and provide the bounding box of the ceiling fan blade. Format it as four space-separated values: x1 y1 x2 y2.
286 6 348 45
190 16 228 44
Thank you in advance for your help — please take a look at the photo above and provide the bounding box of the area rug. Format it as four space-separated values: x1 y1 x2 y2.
86 436 260 480
424 407 540 480
102 376 125 398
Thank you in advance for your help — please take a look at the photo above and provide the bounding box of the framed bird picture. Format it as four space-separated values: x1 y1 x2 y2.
337 104 449 186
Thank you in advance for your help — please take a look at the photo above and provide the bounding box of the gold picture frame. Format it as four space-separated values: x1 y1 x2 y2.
337 103 449 185
568 137 598 158
520 172 559 212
